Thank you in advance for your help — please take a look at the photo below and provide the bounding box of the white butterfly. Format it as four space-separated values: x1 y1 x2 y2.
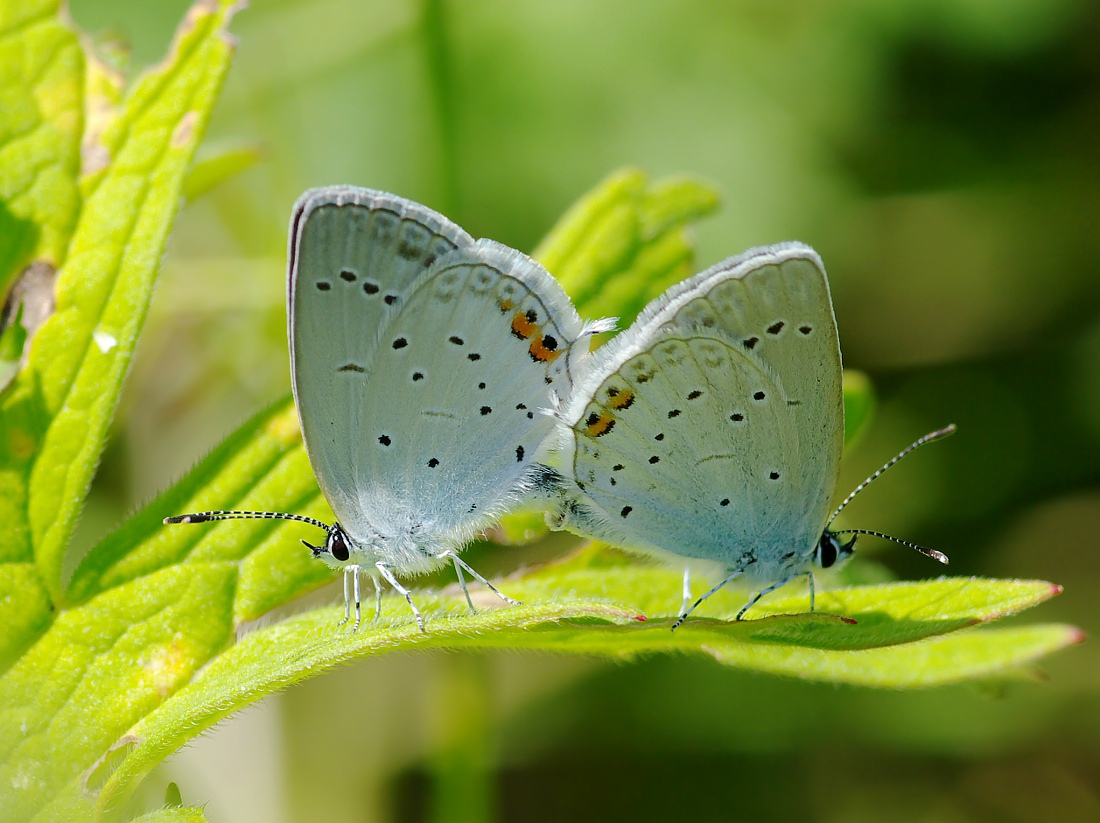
168 187 606 631
550 242 952 627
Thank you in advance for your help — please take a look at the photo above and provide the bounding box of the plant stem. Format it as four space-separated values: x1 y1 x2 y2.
421 0 460 216
428 654 496 823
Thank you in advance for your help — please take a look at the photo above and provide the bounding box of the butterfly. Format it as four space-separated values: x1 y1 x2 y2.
549 241 952 627
167 187 606 631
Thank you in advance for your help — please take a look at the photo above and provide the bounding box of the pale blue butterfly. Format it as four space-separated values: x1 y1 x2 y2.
167 187 605 631
550 242 953 627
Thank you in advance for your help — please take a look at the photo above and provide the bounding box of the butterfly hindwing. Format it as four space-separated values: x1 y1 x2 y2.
560 243 842 577
335 239 586 544
668 246 843 539
567 332 800 568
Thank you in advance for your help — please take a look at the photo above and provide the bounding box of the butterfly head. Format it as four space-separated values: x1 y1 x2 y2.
813 529 857 571
303 523 354 568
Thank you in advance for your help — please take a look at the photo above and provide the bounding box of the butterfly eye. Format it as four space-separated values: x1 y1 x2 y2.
328 528 351 562
816 532 856 569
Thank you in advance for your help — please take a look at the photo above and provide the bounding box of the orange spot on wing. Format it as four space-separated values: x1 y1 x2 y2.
608 388 634 409
499 298 515 312
511 310 537 339
583 411 616 437
529 336 561 362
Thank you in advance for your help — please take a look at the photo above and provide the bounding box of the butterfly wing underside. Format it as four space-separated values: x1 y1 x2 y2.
288 187 473 524
292 190 587 544
341 241 586 542
561 243 843 570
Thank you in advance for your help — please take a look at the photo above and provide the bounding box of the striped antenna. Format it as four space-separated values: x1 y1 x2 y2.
163 510 331 531
828 424 957 527
831 528 949 564
825 424 957 566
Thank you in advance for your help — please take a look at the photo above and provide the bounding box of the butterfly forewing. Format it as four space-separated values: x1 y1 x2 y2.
288 188 473 518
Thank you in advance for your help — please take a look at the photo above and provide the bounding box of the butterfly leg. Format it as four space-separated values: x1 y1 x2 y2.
338 566 354 626
679 568 693 622
451 554 476 612
672 569 743 630
376 562 426 633
338 565 362 629
736 575 795 621
372 574 383 622
351 566 363 631
806 571 816 613
445 551 522 607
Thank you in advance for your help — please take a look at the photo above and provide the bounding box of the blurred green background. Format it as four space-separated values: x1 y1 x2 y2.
66 0 1100 820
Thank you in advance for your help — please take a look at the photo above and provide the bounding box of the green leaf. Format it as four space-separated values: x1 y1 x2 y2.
706 623 1084 688
88 541 1070 814
842 369 877 446
0 0 83 286
0 562 236 823
0 563 52 673
128 809 208 823
0 301 28 391
182 140 265 201
533 167 720 325
0 200 39 301
0 0 241 600
67 397 333 622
